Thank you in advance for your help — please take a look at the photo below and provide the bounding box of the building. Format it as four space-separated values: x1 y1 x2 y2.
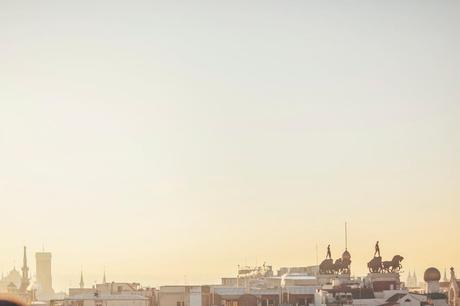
364 273 402 294
277 267 319 277
212 287 280 306
406 271 419 289
221 278 239 287
448 268 460 306
0 268 22 292
425 268 442 294
159 286 210 306
53 292 149 306
36 251 55 299
1 247 35 304
69 280 157 306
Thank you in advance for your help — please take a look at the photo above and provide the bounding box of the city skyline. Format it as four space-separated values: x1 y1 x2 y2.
0 234 456 292
1 0 459 297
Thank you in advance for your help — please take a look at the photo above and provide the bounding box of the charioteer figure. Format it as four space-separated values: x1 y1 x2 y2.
326 244 332 259
374 241 380 257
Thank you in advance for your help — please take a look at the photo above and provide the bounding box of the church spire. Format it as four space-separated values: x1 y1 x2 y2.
80 269 85 289
444 268 448 282
407 270 412 287
103 268 106 284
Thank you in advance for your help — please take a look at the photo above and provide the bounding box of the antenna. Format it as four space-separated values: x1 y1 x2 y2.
345 222 348 251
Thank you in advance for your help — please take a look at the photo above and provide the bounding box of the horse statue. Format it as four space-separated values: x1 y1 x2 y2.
334 257 351 274
367 256 382 273
382 255 404 273
319 258 334 274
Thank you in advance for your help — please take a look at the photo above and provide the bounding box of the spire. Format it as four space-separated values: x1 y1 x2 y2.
23 246 27 271
103 269 106 284
444 268 448 282
20 246 30 292
80 270 84 289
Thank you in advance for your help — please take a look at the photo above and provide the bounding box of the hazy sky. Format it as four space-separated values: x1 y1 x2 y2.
1 0 459 292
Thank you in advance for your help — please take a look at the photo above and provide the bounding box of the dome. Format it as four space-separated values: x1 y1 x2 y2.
424 267 441 282
342 250 351 260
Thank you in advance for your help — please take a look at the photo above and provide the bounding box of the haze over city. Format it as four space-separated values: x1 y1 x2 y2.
1 0 459 296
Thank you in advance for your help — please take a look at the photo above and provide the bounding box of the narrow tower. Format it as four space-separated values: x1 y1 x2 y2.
20 246 30 292
103 269 107 284
341 222 352 275
80 270 85 289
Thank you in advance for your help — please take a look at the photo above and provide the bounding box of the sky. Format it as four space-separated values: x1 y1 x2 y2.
0 0 459 292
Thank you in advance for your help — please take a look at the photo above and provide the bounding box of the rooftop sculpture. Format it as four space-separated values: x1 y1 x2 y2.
367 241 403 273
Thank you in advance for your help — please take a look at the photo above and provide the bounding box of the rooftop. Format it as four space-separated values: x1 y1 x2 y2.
65 293 148 301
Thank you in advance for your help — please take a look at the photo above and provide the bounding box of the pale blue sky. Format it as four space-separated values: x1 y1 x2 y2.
0 1 459 291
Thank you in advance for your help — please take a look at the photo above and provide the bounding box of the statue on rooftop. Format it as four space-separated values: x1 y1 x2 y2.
374 241 380 258
367 241 403 273
319 245 352 275
326 245 332 259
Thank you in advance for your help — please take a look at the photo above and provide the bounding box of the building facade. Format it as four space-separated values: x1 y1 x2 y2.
448 268 460 306
36 251 54 299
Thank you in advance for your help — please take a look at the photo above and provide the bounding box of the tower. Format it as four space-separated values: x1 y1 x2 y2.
80 270 84 289
424 267 441 293
103 269 107 284
20 246 30 292
35 251 54 295
341 222 352 275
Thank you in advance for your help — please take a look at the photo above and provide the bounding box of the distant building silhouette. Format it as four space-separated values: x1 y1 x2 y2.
80 270 85 289
20 246 30 292
406 269 418 288
35 251 54 299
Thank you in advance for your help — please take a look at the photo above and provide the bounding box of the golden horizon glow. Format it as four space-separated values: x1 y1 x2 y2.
0 0 459 292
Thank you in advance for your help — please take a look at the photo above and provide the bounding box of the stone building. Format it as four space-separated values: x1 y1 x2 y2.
448 268 460 306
